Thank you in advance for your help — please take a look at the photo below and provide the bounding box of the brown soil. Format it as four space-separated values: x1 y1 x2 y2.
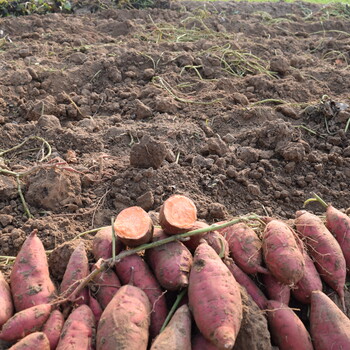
0 1 350 348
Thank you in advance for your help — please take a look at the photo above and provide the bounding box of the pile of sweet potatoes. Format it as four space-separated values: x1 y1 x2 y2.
1 194 350 350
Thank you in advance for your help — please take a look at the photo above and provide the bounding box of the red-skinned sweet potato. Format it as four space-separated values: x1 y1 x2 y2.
145 228 193 291
42 310 64 350
56 305 95 350
0 271 13 327
310 290 350 349
150 304 191 350
115 254 168 339
96 285 151 350
224 258 268 310
192 333 219 350
8 332 50 350
92 226 124 261
10 230 56 311
189 243 242 350
88 292 103 324
295 210 346 305
219 222 269 274
266 300 313 350
0 303 51 342
182 221 209 252
262 274 290 305
60 241 89 305
262 220 305 285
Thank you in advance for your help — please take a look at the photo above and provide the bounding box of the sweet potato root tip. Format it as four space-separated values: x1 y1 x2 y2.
159 195 197 234
113 206 154 247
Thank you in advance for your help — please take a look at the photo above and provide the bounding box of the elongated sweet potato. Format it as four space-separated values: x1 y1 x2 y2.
159 195 197 235
0 271 13 327
219 222 268 274
292 251 322 304
146 228 193 291
96 285 151 350
225 258 268 310
42 310 64 350
60 241 89 305
92 260 121 309
56 305 95 350
0 303 51 342
10 230 56 311
150 304 191 350
192 333 219 350
189 243 242 350
262 220 305 285
92 226 124 261
8 332 50 350
266 300 313 350
262 274 290 305
88 292 103 324
310 290 350 349
295 210 346 305
115 253 168 339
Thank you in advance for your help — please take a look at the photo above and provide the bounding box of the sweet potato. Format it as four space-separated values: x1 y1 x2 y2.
182 221 209 252
292 251 322 304
310 290 350 349
92 226 124 261
115 254 168 339
150 304 191 350
0 271 13 327
8 332 50 350
189 243 242 350
96 285 151 350
10 230 56 311
295 210 346 305
225 258 268 310
92 260 121 309
159 194 197 234
262 220 305 285
60 241 89 305
266 300 313 350
42 310 64 350
88 292 103 324
56 305 95 350
113 206 154 247
262 274 290 305
145 228 193 291
192 333 219 350
219 222 269 274
0 303 51 342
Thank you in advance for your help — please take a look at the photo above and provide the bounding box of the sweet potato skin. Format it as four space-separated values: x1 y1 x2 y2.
219 222 268 274
42 310 64 350
56 305 95 350
262 274 290 305
96 285 151 350
295 210 346 302
88 293 103 324
310 290 350 350
0 304 51 342
182 221 209 252
262 220 305 285
10 230 56 311
0 271 13 327
189 243 242 350
115 254 168 339
92 226 124 261
150 304 191 350
146 228 193 291
266 300 313 350
8 332 50 350
192 333 219 350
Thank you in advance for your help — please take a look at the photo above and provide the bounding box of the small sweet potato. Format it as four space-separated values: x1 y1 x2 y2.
115 254 168 339
92 226 124 261
266 300 313 350
310 290 350 349
189 243 242 350
262 220 305 285
96 285 151 350
0 304 51 342
150 304 191 350
219 222 269 274
145 228 193 291
88 292 103 324
56 305 95 350
0 271 13 327
182 221 209 252
10 230 56 311
42 310 64 350
192 333 219 350
262 274 290 305
8 332 50 350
